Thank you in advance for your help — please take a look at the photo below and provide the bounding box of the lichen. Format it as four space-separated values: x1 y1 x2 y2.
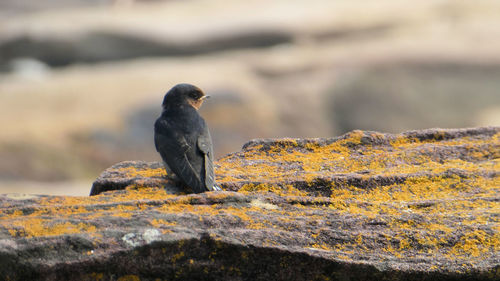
0 129 498 274
117 166 167 178
214 130 500 267
6 218 97 238
216 131 499 188
116 275 141 281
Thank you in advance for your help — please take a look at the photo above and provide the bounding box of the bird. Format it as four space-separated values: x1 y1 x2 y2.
154 83 221 193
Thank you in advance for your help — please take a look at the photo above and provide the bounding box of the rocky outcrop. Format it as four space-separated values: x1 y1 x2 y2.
1 127 499 280
0 30 292 68
329 64 500 134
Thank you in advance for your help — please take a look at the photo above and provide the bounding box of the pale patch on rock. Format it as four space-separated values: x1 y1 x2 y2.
0 239 18 250
122 228 162 247
143 228 162 244
5 193 39 200
121 233 141 247
250 199 279 210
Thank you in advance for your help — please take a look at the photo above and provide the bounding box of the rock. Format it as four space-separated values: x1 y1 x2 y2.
328 63 500 133
89 160 183 196
1 127 499 280
0 30 292 68
0 0 112 16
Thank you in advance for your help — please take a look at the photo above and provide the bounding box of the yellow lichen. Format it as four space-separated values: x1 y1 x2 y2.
118 166 167 178
150 218 177 233
89 273 104 281
0 129 497 274
239 183 307 197
6 219 97 238
117 275 141 281
171 251 185 263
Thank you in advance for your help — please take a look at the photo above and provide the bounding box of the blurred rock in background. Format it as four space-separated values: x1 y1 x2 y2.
0 0 499 195
329 63 500 133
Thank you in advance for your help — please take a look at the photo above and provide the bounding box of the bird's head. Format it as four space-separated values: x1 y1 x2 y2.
162 83 210 110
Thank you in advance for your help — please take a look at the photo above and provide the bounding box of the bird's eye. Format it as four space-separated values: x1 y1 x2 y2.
191 91 203 100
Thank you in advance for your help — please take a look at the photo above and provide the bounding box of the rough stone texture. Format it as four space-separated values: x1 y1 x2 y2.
1 127 499 280
89 161 183 196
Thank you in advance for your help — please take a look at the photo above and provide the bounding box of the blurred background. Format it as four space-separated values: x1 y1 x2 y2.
0 0 499 196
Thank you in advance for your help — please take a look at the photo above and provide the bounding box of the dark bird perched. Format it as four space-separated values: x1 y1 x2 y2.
154 83 221 193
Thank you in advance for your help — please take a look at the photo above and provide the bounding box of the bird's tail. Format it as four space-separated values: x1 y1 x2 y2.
211 184 222 191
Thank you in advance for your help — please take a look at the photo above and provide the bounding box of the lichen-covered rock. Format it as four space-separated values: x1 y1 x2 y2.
1 127 499 280
89 161 182 196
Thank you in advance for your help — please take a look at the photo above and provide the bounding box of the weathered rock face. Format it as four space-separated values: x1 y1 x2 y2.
1 127 499 280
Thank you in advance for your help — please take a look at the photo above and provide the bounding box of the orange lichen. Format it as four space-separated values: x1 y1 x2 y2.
449 230 500 258
118 166 167 178
150 219 177 228
239 183 307 197
116 275 141 281
0 129 497 274
214 129 500 265
5 218 97 238
217 129 499 192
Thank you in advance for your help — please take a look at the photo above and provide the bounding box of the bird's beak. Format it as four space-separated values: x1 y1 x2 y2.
201 95 210 100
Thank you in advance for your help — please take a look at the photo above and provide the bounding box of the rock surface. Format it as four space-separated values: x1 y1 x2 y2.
1 127 499 280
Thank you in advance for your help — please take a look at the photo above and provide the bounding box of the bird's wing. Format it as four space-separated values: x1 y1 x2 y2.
154 119 206 193
197 126 221 191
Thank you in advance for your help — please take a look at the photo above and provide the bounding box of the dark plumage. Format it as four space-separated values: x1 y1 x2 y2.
154 83 221 193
